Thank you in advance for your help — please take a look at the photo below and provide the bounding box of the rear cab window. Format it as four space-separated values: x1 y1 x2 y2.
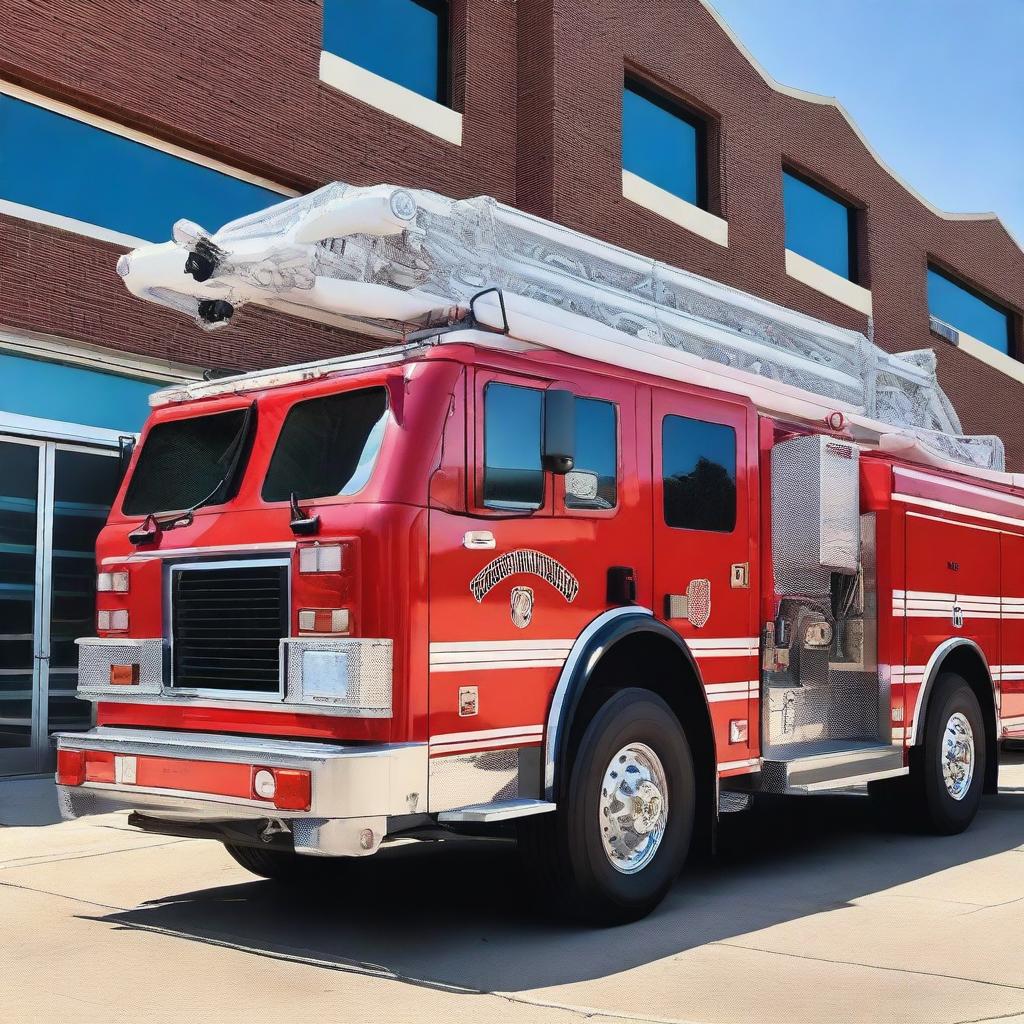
661 414 737 532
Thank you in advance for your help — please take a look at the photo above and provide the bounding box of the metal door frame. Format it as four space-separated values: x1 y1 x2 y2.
0 422 120 775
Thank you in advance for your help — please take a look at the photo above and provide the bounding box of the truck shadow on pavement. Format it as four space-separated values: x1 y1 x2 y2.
83 775 1024 995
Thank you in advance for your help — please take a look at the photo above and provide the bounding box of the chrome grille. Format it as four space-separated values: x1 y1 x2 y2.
171 562 288 693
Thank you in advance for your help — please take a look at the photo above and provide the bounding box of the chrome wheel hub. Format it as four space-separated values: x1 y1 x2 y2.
599 742 669 874
941 712 975 801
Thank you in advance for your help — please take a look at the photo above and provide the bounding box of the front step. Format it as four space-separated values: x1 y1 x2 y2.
437 798 556 823
760 744 906 794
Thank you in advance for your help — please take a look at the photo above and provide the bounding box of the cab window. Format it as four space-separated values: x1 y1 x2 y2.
483 382 544 509
566 397 617 510
662 415 736 531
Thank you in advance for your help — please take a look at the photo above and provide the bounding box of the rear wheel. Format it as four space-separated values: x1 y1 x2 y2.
223 842 317 881
519 688 695 925
871 672 985 834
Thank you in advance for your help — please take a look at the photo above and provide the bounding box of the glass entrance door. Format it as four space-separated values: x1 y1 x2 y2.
0 439 42 774
0 436 120 775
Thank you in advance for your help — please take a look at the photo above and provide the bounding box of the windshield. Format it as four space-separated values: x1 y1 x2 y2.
262 387 389 502
122 408 252 516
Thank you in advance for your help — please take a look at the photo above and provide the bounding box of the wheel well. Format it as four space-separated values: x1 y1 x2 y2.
926 645 999 794
564 631 717 855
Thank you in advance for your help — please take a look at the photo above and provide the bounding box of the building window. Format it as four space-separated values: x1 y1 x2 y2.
566 398 617 510
0 352 161 432
927 266 1013 356
783 169 857 281
662 416 736 533
483 383 544 510
623 78 706 209
323 0 448 105
0 95 281 243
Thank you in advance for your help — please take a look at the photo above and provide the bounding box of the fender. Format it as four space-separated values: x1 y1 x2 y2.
543 607 713 800
908 637 996 745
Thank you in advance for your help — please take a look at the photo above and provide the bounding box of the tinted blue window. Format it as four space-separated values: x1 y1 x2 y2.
623 82 702 207
927 267 1012 355
484 383 544 509
324 0 445 103
0 353 161 432
567 398 617 510
783 171 855 281
662 416 736 532
0 96 280 242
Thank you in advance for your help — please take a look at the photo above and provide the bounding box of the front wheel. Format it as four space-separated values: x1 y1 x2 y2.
518 688 695 925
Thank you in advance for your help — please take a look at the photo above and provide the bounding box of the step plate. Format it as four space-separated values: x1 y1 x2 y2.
437 799 556 823
761 745 906 794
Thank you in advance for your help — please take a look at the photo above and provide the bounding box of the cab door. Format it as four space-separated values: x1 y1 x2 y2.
651 390 759 770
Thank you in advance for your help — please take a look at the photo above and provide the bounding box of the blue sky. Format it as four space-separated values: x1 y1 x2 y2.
708 0 1024 244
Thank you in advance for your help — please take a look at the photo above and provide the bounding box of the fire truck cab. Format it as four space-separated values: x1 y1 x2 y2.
52 183 1017 923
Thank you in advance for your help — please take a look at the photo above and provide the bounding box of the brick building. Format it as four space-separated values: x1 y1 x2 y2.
0 0 1021 773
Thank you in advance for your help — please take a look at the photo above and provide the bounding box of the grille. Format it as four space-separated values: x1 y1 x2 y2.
171 563 288 693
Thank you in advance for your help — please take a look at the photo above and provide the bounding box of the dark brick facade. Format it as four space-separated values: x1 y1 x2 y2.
2 1 1022 462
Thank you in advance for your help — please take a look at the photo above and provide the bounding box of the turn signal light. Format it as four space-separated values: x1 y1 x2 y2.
298 543 344 574
97 609 129 632
97 571 130 593
251 767 311 811
57 749 86 787
297 608 350 634
109 664 140 686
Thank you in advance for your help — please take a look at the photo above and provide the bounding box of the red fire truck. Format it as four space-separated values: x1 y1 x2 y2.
54 184 1022 923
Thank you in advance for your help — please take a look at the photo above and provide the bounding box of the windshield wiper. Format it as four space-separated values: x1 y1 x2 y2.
129 401 257 543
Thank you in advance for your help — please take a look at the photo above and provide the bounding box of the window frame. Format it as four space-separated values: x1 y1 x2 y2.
623 75 709 211
782 165 859 284
660 413 738 535
926 262 1016 358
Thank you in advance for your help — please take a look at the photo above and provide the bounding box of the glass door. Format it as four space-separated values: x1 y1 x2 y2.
0 438 43 774
0 436 120 775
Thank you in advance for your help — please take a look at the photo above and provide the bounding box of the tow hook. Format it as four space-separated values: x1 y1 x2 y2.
260 819 290 844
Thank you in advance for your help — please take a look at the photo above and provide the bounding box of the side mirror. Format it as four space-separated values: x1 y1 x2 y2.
543 389 575 475
117 435 137 482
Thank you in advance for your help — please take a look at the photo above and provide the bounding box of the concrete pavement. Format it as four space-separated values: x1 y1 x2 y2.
2 756 1024 1024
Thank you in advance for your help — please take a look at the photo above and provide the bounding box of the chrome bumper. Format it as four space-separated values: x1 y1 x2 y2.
54 727 426 857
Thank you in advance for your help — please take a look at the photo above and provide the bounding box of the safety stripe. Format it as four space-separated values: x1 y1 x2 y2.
892 492 1024 530
429 724 544 755
705 680 759 703
429 640 574 673
689 637 759 658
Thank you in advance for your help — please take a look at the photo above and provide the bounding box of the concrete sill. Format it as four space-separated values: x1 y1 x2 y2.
948 328 1024 386
622 170 729 247
319 51 463 146
785 249 873 315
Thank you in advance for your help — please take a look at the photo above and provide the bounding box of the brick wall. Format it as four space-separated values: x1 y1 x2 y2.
2 0 1022 463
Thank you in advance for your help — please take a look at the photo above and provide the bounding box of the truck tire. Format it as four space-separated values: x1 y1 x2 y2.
871 672 985 834
223 842 315 881
518 688 695 925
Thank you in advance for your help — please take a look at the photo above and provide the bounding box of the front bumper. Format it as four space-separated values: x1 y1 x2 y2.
54 727 426 857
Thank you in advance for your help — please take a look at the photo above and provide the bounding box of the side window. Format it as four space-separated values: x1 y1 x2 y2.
566 398 617 510
483 383 544 509
662 415 736 532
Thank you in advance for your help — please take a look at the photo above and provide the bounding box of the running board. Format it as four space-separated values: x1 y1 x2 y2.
760 745 907 794
437 799 557 823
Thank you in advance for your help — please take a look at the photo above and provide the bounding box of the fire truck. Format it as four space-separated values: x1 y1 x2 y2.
54 183 1022 923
